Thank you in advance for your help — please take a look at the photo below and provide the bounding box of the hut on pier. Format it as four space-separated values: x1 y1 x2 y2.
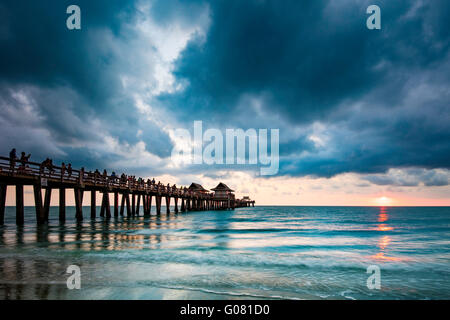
211 182 235 210
188 182 209 194
211 182 235 200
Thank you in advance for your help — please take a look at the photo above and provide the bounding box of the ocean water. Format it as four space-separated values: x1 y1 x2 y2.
0 206 449 300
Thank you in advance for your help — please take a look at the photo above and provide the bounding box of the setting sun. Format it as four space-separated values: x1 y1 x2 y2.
375 196 393 206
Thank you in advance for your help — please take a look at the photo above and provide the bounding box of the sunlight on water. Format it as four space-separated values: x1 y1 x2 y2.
0 206 449 299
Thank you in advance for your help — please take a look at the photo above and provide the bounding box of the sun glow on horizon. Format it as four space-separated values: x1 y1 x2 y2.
374 196 394 206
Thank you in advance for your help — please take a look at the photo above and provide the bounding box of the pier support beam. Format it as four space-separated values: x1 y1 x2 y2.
114 192 119 217
142 195 147 216
136 194 141 216
100 191 111 218
132 194 136 216
186 198 191 211
0 184 7 225
33 185 45 224
146 195 152 216
43 188 52 222
166 196 171 214
181 198 185 212
156 196 161 215
100 192 105 217
59 188 66 222
120 193 125 216
74 188 84 222
105 192 111 218
91 190 96 218
125 193 131 217
174 197 179 213
16 184 24 225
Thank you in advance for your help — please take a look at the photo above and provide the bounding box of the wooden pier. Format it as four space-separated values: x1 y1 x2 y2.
0 155 255 225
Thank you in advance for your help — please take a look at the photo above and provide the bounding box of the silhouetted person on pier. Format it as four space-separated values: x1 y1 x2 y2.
39 158 53 176
20 152 31 166
94 169 100 184
61 162 66 181
103 170 107 183
39 159 46 174
92 169 97 183
17 152 30 173
67 163 72 178
47 159 54 175
9 148 17 174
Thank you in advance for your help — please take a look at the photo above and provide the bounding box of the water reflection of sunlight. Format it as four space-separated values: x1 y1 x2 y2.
371 207 401 262
378 207 388 222
1 213 192 252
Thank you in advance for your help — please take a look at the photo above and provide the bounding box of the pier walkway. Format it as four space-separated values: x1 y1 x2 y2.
0 155 255 225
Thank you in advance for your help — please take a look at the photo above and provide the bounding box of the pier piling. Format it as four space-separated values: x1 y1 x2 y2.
120 194 125 216
91 190 96 218
59 188 66 222
156 195 161 215
0 183 6 225
136 194 141 216
174 197 179 213
166 196 170 214
114 192 119 217
74 188 84 222
33 185 45 224
43 188 52 222
16 184 24 225
125 193 131 217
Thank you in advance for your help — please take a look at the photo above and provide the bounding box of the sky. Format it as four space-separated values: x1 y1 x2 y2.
1 0 449 206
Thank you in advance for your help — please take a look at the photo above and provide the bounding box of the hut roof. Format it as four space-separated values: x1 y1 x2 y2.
211 182 234 192
188 183 209 192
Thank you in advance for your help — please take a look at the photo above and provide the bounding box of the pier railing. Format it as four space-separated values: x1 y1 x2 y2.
0 156 206 197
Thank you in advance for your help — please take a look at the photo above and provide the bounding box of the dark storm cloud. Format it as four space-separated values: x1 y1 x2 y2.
0 0 173 170
0 1 133 98
364 168 450 187
160 0 450 181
